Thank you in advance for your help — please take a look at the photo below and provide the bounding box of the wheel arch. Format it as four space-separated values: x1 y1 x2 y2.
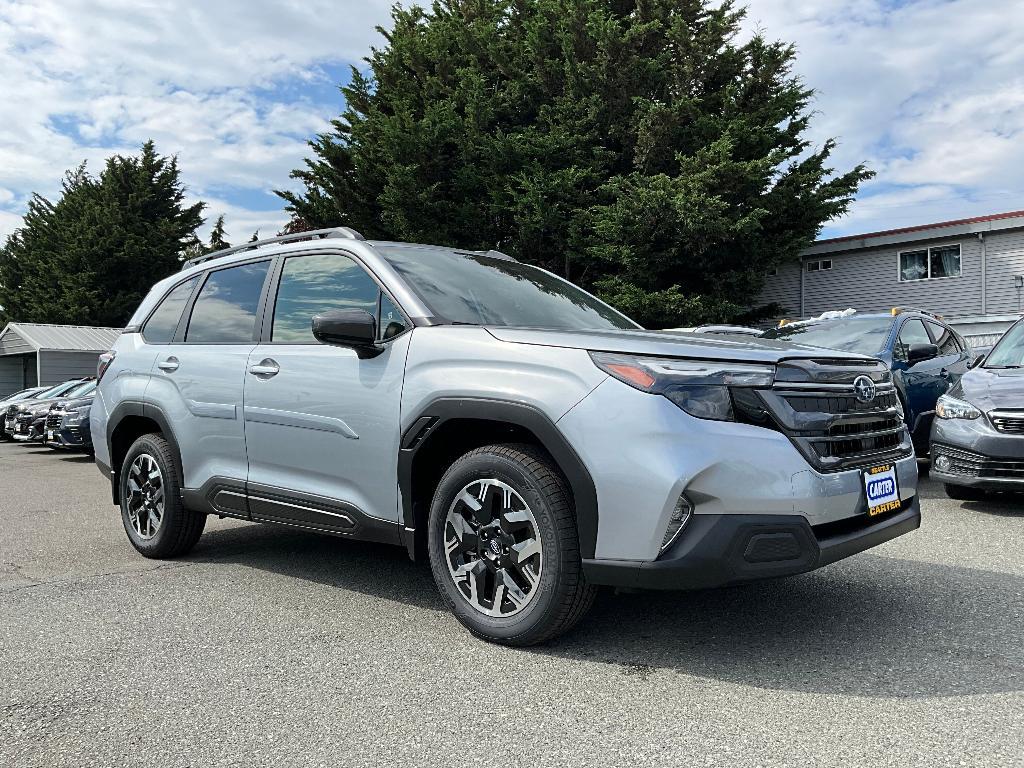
107 401 183 505
398 398 598 562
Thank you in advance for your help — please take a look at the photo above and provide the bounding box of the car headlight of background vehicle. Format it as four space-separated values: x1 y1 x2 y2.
935 395 981 420
590 352 774 421
63 407 90 426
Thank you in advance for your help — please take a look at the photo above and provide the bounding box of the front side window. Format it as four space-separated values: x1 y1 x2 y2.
378 246 639 330
895 318 931 362
271 253 389 343
900 245 961 281
143 277 198 343
186 261 271 343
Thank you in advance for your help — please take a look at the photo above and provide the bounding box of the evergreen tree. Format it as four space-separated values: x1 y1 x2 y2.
279 0 871 326
0 141 204 326
207 214 230 252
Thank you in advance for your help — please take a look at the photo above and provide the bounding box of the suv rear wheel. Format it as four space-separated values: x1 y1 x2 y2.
119 434 205 558
427 443 596 646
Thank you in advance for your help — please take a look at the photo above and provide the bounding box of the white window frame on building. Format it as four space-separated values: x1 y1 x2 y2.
805 259 832 273
898 243 962 282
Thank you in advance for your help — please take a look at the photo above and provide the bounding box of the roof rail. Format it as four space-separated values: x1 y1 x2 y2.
181 227 365 271
891 306 943 320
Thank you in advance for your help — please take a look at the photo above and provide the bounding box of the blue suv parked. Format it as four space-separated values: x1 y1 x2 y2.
764 309 974 454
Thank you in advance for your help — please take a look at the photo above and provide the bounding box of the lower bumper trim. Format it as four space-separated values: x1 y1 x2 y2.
583 498 921 590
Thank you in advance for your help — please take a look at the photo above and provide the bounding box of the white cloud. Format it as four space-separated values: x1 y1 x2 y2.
1 0 1023 245
0 0 393 241
742 0 1024 235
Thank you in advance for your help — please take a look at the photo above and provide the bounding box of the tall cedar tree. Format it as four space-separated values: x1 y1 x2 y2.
0 141 204 326
278 0 872 327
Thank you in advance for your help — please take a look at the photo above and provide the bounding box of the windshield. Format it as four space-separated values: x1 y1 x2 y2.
763 316 894 356
35 381 81 399
7 388 41 402
63 381 96 399
985 321 1024 368
378 246 639 330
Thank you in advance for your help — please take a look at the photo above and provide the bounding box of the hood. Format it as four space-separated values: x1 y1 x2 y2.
55 396 94 410
484 327 877 364
955 366 1024 412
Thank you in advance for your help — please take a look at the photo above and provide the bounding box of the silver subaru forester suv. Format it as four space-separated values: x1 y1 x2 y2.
92 228 920 645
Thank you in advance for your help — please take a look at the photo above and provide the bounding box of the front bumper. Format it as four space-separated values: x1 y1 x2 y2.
583 497 920 590
11 418 43 441
930 415 1024 490
46 423 92 450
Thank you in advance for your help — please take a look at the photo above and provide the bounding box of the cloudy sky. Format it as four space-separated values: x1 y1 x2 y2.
1 0 1022 246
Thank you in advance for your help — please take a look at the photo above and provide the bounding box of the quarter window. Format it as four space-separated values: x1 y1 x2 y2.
143 277 198 343
899 245 961 281
271 253 400 343
185 261 271 343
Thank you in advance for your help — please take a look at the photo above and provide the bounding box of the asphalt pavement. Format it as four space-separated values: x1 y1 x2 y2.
1 440 1022 767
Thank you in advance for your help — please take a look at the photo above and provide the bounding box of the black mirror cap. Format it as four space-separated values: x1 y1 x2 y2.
907 342 939 364
312 309 380 356
970 353 986 369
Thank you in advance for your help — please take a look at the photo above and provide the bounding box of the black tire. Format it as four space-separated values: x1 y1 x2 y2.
944 483 987 501
427 443 596 646
119 433 205 558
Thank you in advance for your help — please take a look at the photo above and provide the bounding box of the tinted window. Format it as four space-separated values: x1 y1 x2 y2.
272 253 383 343
895 319 931 361
378 246 638 330
762 316 893 356
927 321 960 355
143 277 198 342
186 261 270 343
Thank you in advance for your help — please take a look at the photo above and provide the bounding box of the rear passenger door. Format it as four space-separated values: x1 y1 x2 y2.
147 259 272 491
241 250 411 534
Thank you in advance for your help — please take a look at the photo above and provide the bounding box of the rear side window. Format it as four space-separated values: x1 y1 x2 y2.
186 261 271 343
927 321 961 355
143 277 198 343
271 253 393 343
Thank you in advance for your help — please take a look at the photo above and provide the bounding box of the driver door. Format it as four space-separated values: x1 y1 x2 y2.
242 251 411 535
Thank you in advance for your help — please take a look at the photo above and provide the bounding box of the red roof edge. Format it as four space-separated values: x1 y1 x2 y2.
817 209 1024 246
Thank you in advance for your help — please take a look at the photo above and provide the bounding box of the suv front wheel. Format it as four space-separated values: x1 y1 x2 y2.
427 443 596 646
119 433 206 558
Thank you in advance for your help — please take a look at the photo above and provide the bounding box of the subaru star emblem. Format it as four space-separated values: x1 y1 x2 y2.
853 375 876 403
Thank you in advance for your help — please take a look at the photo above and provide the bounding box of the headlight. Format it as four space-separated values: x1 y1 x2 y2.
935 395 981 420
63 407 89 425
590 352 774 421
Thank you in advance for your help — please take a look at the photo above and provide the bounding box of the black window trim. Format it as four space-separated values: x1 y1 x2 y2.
257 246 413 346
174 255 275 345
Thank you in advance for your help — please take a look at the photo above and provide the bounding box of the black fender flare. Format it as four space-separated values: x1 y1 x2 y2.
397 397 599 560
106 400 184 504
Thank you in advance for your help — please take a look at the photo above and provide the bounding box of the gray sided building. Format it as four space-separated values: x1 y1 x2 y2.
0 323 122 397
757 210 1024 348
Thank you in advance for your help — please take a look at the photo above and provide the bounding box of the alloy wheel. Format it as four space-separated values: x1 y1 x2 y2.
126 453 165 540
444 479 543 617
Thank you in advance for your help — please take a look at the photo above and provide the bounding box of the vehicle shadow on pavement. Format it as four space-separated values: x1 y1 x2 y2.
550 555 1024 699
187 524 1023 700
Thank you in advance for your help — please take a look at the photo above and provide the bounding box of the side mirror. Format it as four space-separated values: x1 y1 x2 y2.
970 353 986 369
312 309 379 356
907 342 939 365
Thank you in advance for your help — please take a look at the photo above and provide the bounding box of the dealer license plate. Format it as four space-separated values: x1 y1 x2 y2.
864 464 900 517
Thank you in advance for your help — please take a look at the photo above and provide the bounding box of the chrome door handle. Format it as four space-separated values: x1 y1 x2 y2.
248 359 280 377
157 357 179 372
